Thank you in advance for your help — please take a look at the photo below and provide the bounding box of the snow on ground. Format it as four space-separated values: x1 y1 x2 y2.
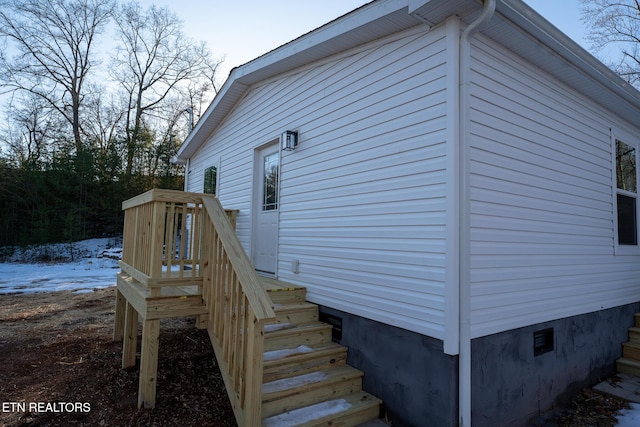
617 403 640 426
0 237 121 294
2 238 640 425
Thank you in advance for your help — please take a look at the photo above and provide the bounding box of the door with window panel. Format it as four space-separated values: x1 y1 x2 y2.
253 144 279 274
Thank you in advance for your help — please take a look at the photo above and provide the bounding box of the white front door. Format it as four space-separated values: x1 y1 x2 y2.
253 144 279 274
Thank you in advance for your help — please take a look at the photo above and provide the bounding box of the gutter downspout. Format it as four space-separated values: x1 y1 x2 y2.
184 158 190 192
459 1 495 426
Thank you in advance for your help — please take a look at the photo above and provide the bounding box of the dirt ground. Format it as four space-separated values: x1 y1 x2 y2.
0 287 236 427
0 287 630 427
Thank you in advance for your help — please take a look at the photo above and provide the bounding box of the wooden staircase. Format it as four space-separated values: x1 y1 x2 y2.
260 278 382 426
617 313 640 375
114 189 382 426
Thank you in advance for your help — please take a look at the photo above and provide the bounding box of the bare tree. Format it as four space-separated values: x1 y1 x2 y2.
111 2 221 181
1 93 59 168
186 55 225 124
82 87 128 182
582 0 640 86
83 87 125 152
0 0 114 154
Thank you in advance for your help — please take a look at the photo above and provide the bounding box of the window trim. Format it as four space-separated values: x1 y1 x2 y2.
612 130 640 255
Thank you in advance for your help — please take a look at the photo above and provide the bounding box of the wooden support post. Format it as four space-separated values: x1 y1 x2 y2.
196 314 208 329
138 319 160 409
122 302 138 368
113 289 126 342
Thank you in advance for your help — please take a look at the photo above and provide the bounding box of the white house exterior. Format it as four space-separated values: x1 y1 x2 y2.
175 0 640 425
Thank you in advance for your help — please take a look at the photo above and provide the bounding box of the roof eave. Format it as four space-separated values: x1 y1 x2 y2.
175 0 419 162
176 0 640 163
496 0 640 124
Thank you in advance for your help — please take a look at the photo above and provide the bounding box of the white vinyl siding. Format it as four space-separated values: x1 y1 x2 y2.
278 25 449 338
188 25 450 338
468 35 640 338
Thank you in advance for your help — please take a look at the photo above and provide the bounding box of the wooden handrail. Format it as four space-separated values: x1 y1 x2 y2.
200 195 276 426
202 196 275 319
122 188 202 210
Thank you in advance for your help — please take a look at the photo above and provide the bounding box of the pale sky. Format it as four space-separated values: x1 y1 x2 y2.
136 0 590 80
525 0 588 47
137 0 370 79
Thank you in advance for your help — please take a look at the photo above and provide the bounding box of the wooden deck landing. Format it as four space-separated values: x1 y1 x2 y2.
115 273 207 320
113 272 307 409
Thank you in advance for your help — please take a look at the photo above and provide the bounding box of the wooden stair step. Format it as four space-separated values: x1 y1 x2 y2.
262 366 363 418
267 288 308 305
628 327 640 344
261 277 307 304
263 342 348 383
623 341 640 361
617 357 640 376
265 323 297 333
264 322 333 352
261 391 382 427
271 302 319 325
634 313 640 328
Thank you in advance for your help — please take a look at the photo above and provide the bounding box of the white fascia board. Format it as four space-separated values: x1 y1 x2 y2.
235 0 410 85
407 0 435 15
175 0 412 163
177 0 640 163
496 0 640 115
174 75 247 161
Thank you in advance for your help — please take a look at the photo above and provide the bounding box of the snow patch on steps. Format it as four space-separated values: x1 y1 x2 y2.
264 322 294 333
263 345 314 361
263 371 328 394
262 398 352 427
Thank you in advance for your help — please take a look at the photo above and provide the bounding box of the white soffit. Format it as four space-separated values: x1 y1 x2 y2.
177 0 640 162
490 0 640 125
176 0 422 161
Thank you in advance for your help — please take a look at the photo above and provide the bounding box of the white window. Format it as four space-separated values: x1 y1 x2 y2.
203 165 217 195
615 139 638 248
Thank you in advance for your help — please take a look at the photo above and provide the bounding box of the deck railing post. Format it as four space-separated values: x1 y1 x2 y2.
243 315 265 426
151 201 164 276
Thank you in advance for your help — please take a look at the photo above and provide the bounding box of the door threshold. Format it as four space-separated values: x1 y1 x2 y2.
255 270 276 279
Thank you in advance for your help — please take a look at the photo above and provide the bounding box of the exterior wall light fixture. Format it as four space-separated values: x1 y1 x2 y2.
281 130 298 151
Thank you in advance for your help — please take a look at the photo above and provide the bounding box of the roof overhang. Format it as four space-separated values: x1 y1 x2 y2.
491 0 640 125
174 0 420 163
174 0 640 163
